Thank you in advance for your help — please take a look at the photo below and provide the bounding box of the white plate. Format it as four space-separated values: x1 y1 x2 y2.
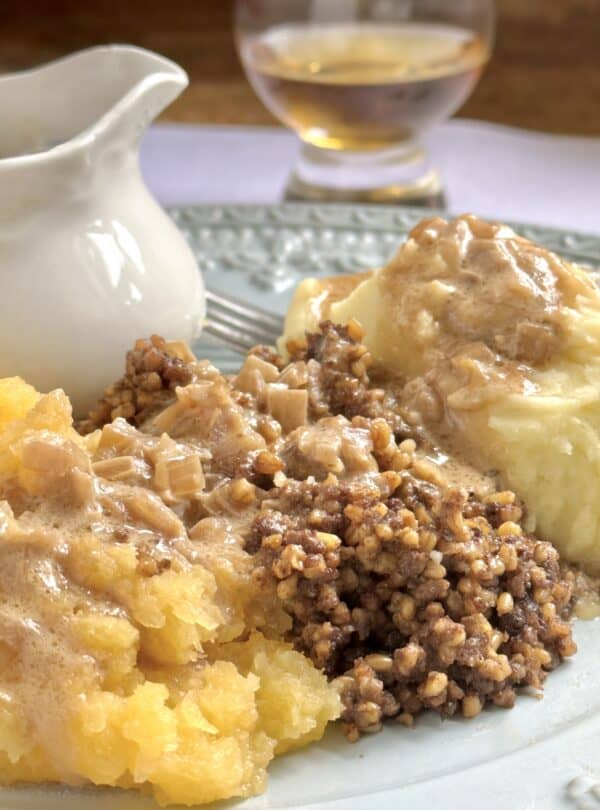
4 204 600 810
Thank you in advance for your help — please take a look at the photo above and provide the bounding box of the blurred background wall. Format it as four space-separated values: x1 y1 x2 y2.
1 0 598 134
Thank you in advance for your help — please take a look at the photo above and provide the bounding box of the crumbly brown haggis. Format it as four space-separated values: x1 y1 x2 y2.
251 473 575 738
83 321 577 740
78 335 200 432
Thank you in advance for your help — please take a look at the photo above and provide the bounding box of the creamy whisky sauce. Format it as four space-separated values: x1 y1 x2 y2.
294 214 599 381
384 216 595 337
289 214 599 444
379 377 497 496
423 448 497 496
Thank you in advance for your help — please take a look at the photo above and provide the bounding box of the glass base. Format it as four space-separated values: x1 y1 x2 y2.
284 142 446 207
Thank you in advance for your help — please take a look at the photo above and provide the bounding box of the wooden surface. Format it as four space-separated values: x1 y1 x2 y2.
1 0 599 135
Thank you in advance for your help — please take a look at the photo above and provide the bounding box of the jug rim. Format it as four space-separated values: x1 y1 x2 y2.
0 44 188 167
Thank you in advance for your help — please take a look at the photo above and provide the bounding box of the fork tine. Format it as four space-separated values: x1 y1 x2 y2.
205 302 281 344
203 321 262 354
205 290 284 330
204 316 276 351
203 288 285 354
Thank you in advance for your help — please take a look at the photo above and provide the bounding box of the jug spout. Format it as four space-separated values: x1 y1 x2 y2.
87 45 189 152
0 45 187 167
0 45 188 217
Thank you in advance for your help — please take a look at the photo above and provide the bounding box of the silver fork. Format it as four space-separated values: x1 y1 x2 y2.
203 289 284 353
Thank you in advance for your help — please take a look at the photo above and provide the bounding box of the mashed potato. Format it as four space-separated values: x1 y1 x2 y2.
0 380 340 806
282 215 600 570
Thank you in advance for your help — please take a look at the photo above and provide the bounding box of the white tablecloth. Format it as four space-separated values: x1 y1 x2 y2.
140 119 600 235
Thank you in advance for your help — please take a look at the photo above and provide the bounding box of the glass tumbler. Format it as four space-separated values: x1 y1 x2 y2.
235 0 495 205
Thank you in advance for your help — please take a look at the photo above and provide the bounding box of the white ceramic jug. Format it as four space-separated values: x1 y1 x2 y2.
0 45 205 415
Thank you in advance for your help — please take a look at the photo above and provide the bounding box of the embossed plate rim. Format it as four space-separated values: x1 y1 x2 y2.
169 202 600 262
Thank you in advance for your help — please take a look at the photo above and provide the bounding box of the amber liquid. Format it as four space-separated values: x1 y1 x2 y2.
242 22 489 152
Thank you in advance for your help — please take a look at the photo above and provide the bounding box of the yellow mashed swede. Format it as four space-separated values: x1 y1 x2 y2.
0 380 341 806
